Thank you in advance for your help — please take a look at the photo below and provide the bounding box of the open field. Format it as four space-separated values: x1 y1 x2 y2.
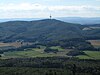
77 51 100 59
50 46 65 51
1 47 100 60
0 44 100 59
88 40 100 48
0 42 33 48
0 46 71 59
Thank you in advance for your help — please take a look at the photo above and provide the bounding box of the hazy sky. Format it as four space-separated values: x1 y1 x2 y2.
0 0 100 18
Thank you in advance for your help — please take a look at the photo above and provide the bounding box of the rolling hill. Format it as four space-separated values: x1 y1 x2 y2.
0 19 100 59
0 19 83 42
0 19 100 43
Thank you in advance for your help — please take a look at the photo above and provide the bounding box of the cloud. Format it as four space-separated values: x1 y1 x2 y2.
0 3 100 11
0 3 100 18
0 3 47 11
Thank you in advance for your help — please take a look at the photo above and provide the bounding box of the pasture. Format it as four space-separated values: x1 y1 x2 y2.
77 51 100 59
88 40 100 48
1 46 71 59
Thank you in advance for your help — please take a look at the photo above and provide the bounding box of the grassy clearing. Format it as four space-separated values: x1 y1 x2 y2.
50 46 64 51
1 47 70 59
1 45 100 60
1 49 100 59
77 51 100 59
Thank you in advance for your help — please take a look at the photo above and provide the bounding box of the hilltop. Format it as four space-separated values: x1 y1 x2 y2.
0 19 83 42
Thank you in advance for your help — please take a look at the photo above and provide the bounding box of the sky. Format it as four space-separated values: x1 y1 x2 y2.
0 0 100 18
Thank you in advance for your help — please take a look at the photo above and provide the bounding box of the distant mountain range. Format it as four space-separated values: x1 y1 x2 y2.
0 17 100 24
0 19 100 43
56 17 100 24
0 18 41 23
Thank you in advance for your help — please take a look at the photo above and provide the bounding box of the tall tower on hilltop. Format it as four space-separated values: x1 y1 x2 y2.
50 14 52 19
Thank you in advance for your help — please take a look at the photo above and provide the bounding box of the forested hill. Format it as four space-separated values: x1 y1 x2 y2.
0 19 100 42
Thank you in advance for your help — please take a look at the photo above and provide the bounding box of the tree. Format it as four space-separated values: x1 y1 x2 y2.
44 47 58 53
0 55 1 57
72 64 76 75
66 50 86 56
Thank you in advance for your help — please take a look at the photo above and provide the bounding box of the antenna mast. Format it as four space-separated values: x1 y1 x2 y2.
50 14 52 19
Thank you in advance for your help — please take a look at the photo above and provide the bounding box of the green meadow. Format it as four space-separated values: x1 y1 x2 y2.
0 46 100 60
1 46 70 59
77 51 100 60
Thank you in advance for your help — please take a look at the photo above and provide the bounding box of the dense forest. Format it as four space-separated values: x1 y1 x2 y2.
0 57 100 75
